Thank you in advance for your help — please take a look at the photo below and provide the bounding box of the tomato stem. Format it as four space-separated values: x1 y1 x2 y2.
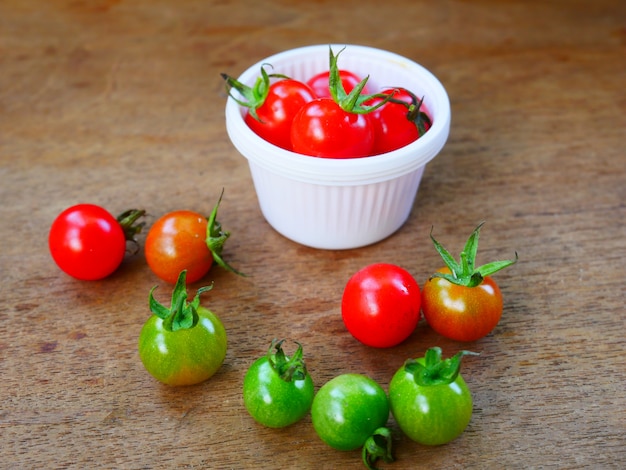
405 347 478 387
362 427 394 470
206 189 246 277
429 222 518 287
222 65 290 122
116 209 146 254
328 46 396 115
268 339 308 382
404 91 432 137
148 270 214 332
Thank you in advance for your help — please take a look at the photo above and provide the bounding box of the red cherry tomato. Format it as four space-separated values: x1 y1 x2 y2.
49 204 141 280
306 69 370 99
244 79 315 150
290 98 375 158
341 263 422 348
368 88 432 155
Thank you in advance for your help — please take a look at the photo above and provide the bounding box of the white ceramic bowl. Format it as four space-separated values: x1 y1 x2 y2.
225 44 450 249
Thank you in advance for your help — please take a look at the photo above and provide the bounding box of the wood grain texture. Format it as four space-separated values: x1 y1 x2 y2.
1 0 624 468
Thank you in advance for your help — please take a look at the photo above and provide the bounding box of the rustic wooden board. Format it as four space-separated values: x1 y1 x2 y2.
1 1 624 468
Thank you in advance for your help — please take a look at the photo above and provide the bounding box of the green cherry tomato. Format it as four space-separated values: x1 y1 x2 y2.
311 374 389 451
243 339 315 428
389 347 477 446
138 270 227 386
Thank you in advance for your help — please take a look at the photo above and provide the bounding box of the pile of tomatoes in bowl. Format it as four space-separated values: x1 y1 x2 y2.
223 46 432 159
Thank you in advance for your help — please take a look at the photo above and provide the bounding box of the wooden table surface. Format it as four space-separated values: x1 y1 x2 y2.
1 1 624 468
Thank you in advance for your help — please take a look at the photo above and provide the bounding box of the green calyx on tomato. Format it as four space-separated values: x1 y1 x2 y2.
386 88 432 137
328 46 395 115
116 208 146 252
430 222 517 288
148 270 212 332
267 339 307 381
221 64 289 122
362 427 394 470
206 189 246 276
404 346 478 387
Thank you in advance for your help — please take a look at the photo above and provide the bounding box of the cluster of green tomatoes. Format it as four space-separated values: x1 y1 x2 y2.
242 339 478 470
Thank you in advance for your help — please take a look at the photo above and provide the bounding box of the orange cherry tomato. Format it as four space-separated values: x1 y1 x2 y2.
421 267 504 342
422 223 517 341
145 210 213 284
144 192 244 284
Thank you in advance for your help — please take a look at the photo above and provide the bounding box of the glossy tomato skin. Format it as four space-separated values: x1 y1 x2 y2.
306 69 369 99
138 305 227 386
145 210 212 284
342 263 421 348
243 356 314 428
422 267 503 342
48 204 126 280
311 374 389 451
244 79 315 150
389 357 473 445
290 98 375 158
368 89 431 155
